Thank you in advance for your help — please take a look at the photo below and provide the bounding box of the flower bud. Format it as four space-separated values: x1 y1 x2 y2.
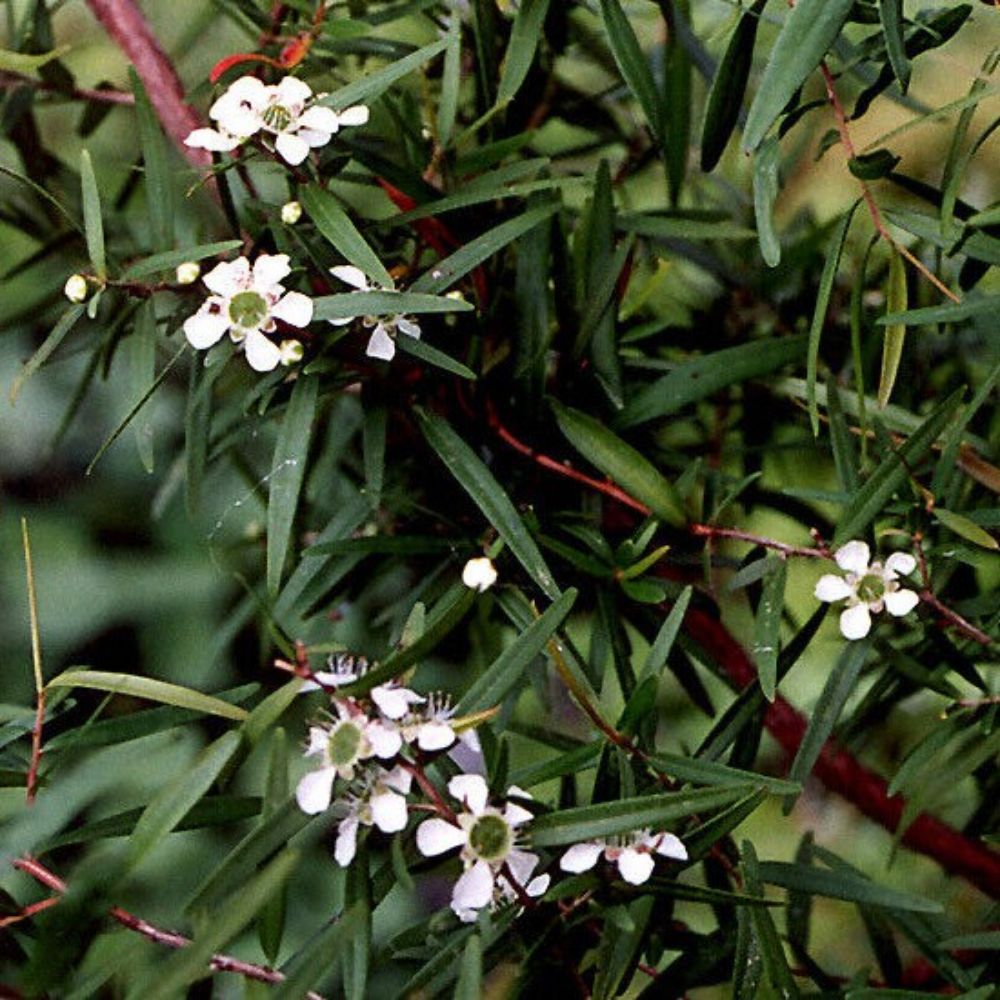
281 200 303 225
175 261 201 285
64 274 88 303
462 556 497 593
279 339 304 366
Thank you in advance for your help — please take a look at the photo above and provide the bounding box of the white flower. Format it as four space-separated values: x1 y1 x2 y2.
184 76 369 166
334 764 413 866
391 692 457 752
175 261 200 285
462 556 497 593
182 253 313 372
416 775 547 922
329 265 421 361
559 828 687 886
281 200 303 225
64 274 88 302
299 652 368 693
814 540 920 640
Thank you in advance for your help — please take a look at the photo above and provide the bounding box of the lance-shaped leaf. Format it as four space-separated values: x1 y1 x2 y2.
753 136 782 267
878 249 907 408
752 557 787 703
313 290 473 321
497 0 551 105
80 149 106 279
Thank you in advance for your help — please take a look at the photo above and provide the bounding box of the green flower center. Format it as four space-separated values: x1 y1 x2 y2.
327 721 363 767
263 104 292 132
468 814 511 863
228 290 269 330
858 573 886 604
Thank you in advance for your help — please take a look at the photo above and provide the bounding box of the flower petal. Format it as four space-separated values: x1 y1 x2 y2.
617 848 655 885
396 316 421 340
884 552 917 579
204 258 250 296
884 588 919 617
559 842 603 873
371 684 424 720
334 815 359 866
298 105 340 133
417 721 456 751
330 265 370 290
366 324 396 361
252 253 291 291
184 127 241 152
503 800 534 828
382 765 413 795
336 105 370 127
814 574 854 603
507 849 540 886
416 817 467 857
370 788 408 833
448 774 489 814
275 131 311 166
367 721 403 759
275 75 312 108
183 308 229 350
653 832 688 861
451 859 494 917
295 766 336 814
835 540 871 576
527 874 550 898
243 330 282 372
272 290 314 328
839 602 872 640
297 128 333 149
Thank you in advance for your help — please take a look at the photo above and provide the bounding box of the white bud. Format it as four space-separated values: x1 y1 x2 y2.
281 200 303 225
175 261 201 285
462 557 497 593
64 274 88 303
279 339 304 365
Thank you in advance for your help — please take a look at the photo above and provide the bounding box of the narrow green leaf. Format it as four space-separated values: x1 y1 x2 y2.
617 213 756 242
752 557 787 703
638 585 691 683
363 401 386 510
418 409 560 598
827 379 860 492
743 0 855 151
849 149 900 181
242 678 304 746
453 934 483 1000
877 294 1000 327
273 906 365 999
80 149 106 279
620 335 806 428
497 0 551 105
313 290 473 321
742 841 800 997
807 203 859 435
753 136 782 267
121 241 243 280
648 754 799 795
438 17 461 146
456 588 577 714
933 508 999 550
128 299 157 472
878 249 907 409
9 304 85 403
879 0 910 92
131 68 173 251
530 785 752 847
663 0 691 204
258 729 289 963
267 376 319 595
552 401 685 526
46 669 249 721
0 45 70 73
395 335 477 379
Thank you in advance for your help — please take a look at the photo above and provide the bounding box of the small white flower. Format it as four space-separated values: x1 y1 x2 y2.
559 828 687 886
814 540 920 640
392 692 457 752
334 764 413 866
416 775 546 922
299 652 368 693
184 75 369 166
281 200 303 225
329 265 421 362
462 556 497 593
175 261 201 285
182 253 313 372
64 274 88 303
279 339 304 366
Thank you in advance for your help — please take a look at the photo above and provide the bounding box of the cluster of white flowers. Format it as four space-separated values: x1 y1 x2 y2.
329 265 422 362
560 829 687 885
185 75 368 166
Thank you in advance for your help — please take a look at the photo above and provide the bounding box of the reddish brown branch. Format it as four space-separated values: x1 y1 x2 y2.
11 856 327 998
25 689 45 806
691 523 831 561
683 607 1000 898
0 72 135 105
84 0 209 167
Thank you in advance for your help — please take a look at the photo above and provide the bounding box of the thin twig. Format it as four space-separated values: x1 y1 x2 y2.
0 72 135 105
691 523 832 560
21 519 44 806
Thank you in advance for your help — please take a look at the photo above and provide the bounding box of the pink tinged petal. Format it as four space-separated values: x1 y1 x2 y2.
298 105 340 132
204 258 250 296
884 552 917 578
835 540 871 576
370 789 408 833
416 818 467 857
884 588 919 617
183 309 230 349
449 730 485 775
617 848 655 885
396 316 421 340
297 128 333 149
451 860 494 917
382 765 413 795
559 842 603 873
366 324 396 361
334 816 359 866
653 832 688 861
253 253 292 290
275 131 311 166
305 726 328 756
507 849 540 885
184 128 241 152
275 75 313 107
503 801 533 828
527 874 550 898
244 331 282 372
330 265 370 290
417 722 456 751
448 774 489 814
839 602 872 640
367 722 403 759
272 290 314 327
336 105 370 127
371 684 424 720
295 767 336 814
814 574 855 603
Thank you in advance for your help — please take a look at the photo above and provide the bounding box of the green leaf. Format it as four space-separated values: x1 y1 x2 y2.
127 730 242 867
453 934 483 1000
128 300 156 472
456 588 577 714
757 861 942 913
620 335 806 428
617 213 756 242
272 905 366 999
933 508 999 550
701 0 767 171
849 149 900 181
321 37 449 110
833 389 963 544
662 0 691 204
807 202 858 435
396 335 477 380
313 290 473 321
879 0 910 92
46 669 249 721
121 241 244 280
638 585 691 683
131 68 173 252
552 401 685 526
496 0 551 105
242 678 304 746
530 785 752 847
438 17 461 146
9 304 85 404
648 754 800 795
300 185 394 289
743 0 855 151
752 557 787 702
828 379 860 492
743 842 800 998
878 249 907 409
753 136 782 267
411 202 560 296
0 45 70 73
418 409 560 598
877 293 1000 327
80 149 106 280
267 376 319 595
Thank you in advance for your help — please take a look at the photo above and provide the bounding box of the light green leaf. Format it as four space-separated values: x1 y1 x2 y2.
638 586 691 683
121 241 243 280
497 0 551 105
878 249 907 409
753 136 782 267
453 934 483 1000
933 508 999 550
131 68 173 252
80 149 106 280
0 46 69 74
9 304 85 404
752 557 787 702
879 0 910 92
273 905 366 999
877 294 1000 327
322 37 449 109
128 300 157 472
438 17 461 146
313 290 473 321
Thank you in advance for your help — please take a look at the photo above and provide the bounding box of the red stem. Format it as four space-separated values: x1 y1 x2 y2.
25 688 45 805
